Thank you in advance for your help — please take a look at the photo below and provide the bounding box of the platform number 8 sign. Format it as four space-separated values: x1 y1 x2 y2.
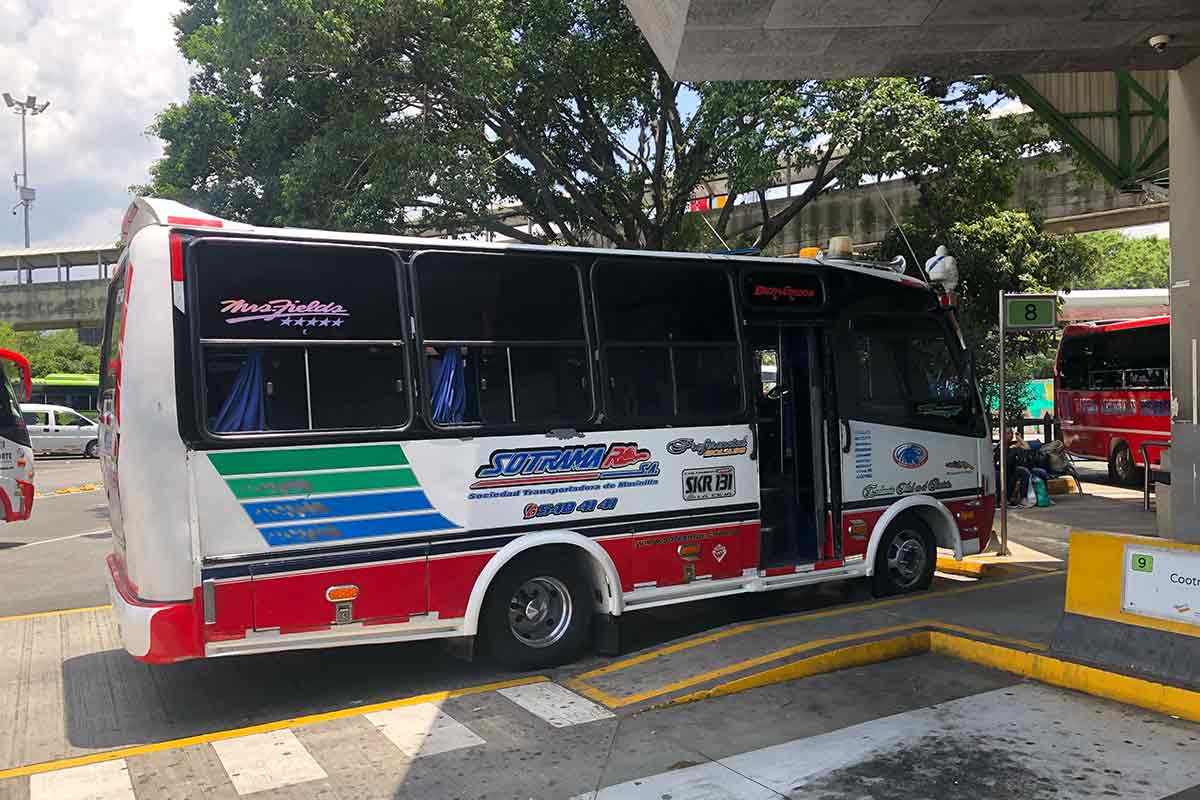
1003 295 1056 331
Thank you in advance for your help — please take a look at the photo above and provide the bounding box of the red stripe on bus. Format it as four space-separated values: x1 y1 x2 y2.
169 232 184 281
166 215 223 228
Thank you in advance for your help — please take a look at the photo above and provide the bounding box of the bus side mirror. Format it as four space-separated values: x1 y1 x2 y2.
767 385 790 401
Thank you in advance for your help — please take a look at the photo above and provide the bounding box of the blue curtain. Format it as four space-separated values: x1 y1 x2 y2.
211 349 266 432
431 348 466 423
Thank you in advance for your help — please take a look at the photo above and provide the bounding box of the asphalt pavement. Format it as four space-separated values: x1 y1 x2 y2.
0 458 109 616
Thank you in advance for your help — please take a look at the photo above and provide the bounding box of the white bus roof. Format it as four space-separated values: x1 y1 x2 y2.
121 197 933 291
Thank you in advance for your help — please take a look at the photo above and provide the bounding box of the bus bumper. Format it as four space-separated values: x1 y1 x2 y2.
106 554 202 663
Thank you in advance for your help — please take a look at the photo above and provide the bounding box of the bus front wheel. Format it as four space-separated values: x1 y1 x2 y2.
481 551 592 670
870 515 936 597
1109 441 1138 485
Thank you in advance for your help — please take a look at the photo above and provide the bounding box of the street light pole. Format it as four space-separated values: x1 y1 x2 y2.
19 108 28 248
3 92 50 258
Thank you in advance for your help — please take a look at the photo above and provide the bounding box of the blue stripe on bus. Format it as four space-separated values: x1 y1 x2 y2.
242 490 434 525
259 512 459 547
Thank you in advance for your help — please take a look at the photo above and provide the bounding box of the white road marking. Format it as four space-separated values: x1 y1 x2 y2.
14 528 111 549
574 762 778 800
588 684 1200 799
497 682 615 728
29 758 135 800
365 703 485 759
211 728 327 795
934 570 978 582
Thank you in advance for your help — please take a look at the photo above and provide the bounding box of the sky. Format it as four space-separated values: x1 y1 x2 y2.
0 0 190 248
0 2 1171 250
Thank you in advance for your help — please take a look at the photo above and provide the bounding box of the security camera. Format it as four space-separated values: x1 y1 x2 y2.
1149 34 1172 54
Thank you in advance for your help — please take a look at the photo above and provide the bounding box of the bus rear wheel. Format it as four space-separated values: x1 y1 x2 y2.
481 552 592 670
871 515 936 597
1109 441 1138 485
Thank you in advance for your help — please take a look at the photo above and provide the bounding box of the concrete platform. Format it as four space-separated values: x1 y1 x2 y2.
2 503 1196 798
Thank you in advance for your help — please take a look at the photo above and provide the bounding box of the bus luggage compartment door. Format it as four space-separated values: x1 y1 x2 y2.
250 547 429 631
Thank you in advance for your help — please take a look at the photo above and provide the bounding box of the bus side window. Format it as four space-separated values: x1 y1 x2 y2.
594 259 742 421
191 240 410 436
414 251 593 428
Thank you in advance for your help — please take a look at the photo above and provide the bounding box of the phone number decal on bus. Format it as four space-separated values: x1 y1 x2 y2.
682 466 735 501
523 497 618 519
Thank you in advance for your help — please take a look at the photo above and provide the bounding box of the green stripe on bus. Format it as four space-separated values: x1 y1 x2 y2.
208 444 409 476
225 467 419 499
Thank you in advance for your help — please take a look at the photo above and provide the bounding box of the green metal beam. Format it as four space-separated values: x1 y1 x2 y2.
1117 74 1132 175
1000 74 1127 189
1062 110 1155 119
1115 71 1168 120
1138 139 1169 174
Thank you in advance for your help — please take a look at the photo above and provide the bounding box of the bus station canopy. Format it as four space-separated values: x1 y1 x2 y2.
625 1 1200 80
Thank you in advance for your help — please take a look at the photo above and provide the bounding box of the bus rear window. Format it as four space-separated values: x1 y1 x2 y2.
191 240 410 435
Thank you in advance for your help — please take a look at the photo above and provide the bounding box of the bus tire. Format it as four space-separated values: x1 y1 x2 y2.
84 440 98 459
870 514 936 597
1109 441 1137 485
480 551 592 670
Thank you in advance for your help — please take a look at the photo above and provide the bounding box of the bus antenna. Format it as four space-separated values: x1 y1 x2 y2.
873 181 925 281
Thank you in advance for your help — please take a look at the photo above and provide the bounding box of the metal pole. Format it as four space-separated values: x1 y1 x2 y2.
20 108 29 249
998 290 1009 556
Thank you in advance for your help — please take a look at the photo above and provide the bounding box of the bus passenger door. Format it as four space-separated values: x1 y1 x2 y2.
751 327 824 567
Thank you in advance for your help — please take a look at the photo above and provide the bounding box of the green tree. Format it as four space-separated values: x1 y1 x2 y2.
1078 230 1170 289
142 0 1043 252
0 326 101 379
883 208 1096 428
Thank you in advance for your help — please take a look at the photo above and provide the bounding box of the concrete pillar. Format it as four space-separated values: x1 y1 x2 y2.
1169 56 1200 543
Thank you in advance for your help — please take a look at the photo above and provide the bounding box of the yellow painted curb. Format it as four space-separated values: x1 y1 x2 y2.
656 632 929 708
0 604 112 624
647 625 1200 726
34 483 101 498
935 557 990 577
0 674 549 781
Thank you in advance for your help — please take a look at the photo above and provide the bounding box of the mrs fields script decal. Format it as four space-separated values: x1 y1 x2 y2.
220 298 349 328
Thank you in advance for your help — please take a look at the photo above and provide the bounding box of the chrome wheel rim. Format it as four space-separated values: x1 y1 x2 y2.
886 530 927 589
508 576 572 649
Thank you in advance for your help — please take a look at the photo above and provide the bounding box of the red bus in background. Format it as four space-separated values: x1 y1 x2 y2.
1055 315 1169 483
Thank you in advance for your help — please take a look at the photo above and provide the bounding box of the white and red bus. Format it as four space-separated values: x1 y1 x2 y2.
1055 315 1170 483
0 349 34 522
102 198 992 667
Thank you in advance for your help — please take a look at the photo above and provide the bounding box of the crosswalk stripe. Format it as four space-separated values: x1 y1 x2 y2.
497 682 616 728
365 703 485 759
211 728 327 795
28 758 135 800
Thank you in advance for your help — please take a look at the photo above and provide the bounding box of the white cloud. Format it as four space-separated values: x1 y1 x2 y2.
0 0 190 247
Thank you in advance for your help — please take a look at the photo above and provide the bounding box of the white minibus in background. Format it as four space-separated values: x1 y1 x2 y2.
102 198 991 667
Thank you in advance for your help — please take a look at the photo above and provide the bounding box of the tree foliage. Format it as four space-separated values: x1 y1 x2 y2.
0 326 100 379
883 206 1097 428
1078 230 1169 289
142 0 1044 251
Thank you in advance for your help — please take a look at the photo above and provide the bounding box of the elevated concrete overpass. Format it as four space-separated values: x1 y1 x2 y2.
704 154 1169 255
0 243 118 333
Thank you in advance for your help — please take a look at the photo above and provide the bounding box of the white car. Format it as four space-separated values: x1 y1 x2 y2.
20 403 100 457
